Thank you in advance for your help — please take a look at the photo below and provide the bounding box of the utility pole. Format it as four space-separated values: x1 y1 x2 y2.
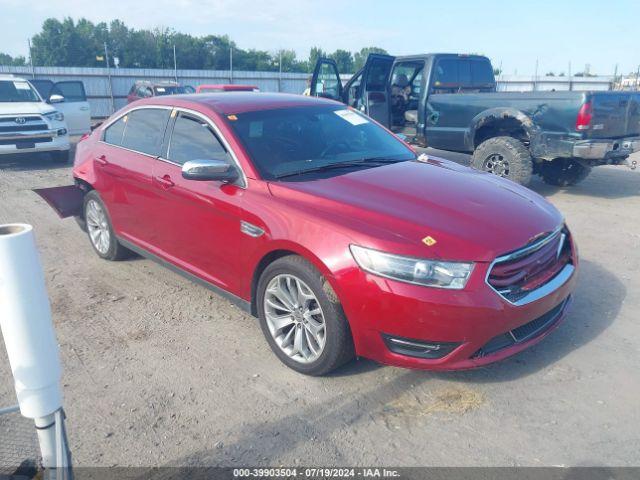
173 44 178 83
613 64 618 90
104 42 115 114
636 64 640 92
533 58 539 92
229 46 233 84
27 38 35 78
568 61 572 91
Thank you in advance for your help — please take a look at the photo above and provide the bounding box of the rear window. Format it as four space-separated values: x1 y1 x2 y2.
471 60 495 85
432 58 495 91
121 108 170 155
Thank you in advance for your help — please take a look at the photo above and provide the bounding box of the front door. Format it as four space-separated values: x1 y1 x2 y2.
310 59 344 101
151 110 245 293
52 81 91 135
358 54 395 127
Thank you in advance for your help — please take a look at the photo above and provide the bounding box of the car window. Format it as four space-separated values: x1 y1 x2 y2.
316 63 341 99
471 60 495 86
52 81 87 102
167 113 229 165
433 59 458 87
458 60 472 86
0 80 41 102
103 116 127 146
347 71 362 107
30 80 54 99
120 108 170 156
226 105 415 180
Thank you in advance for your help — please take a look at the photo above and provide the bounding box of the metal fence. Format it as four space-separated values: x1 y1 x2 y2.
0 65 613 118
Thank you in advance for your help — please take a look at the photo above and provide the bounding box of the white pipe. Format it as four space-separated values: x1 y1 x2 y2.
0 224 62 418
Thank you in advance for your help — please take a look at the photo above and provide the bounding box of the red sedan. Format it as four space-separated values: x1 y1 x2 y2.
70 93 577 375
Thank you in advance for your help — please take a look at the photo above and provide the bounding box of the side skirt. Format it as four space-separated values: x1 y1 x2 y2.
118 237 253 314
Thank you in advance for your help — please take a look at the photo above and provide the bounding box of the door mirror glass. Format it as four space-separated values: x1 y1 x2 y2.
49 94 65 103
182 159 238 182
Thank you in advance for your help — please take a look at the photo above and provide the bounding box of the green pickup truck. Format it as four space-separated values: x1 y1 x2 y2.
311 54 640 186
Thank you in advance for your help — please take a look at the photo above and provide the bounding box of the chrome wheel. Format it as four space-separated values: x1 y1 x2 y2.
85 199 110 255
264 274 326 364
484 153 510 177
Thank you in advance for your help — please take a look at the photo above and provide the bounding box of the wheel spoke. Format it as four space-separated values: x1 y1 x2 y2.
271 313 295 331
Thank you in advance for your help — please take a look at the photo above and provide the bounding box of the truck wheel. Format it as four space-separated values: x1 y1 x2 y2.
539 158 592 186
472 136 533 185
51 150 70 164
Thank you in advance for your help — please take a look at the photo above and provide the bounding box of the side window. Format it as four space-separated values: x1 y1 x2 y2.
103 116 127 146
317 63 341 99
121 108 170 156
432 59 458 89
30 80 54 100
53 81 87 102
167 113 229 165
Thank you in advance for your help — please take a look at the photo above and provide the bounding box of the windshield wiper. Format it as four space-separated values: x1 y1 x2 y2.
274 157 404 179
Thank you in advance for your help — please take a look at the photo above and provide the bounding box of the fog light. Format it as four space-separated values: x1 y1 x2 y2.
382 334 460 359
57 128 67 136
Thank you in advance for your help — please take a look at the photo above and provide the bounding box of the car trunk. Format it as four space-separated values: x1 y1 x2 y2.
587 91 640 139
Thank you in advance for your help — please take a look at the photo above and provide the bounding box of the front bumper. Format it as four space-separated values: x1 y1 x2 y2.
572 136 640 160
337 253 577 371
0 129 70 155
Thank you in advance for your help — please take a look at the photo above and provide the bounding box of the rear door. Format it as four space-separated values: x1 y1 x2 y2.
151 109 245 293
96 107 171 245
310 58 344 101
52 81 91 135
358 54 395 127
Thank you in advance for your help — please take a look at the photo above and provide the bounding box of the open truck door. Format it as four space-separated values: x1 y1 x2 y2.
30 79 91 136
310 58 344 101
358 54 395 127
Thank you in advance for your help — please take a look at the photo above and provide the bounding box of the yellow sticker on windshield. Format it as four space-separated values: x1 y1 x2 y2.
422 236 437 247
227 114 238 121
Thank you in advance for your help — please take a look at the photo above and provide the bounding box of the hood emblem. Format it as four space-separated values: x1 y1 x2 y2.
15 117 26 124
422 236 437 247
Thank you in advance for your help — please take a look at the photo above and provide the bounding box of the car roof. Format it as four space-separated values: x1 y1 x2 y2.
135 80 180 87
138 92 340 115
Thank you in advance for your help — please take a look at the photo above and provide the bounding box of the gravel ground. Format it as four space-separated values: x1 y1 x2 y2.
0 144 639 468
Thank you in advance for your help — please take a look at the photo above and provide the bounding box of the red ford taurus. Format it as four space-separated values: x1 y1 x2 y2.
68 93 577 375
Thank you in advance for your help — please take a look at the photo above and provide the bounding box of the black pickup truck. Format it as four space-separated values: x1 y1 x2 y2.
311 54 640 186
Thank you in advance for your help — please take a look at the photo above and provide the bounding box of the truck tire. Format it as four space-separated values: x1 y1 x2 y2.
539 158 592 186
472 136 533 186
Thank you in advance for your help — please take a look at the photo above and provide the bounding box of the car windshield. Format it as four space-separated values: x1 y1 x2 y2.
0 79 41 102
226 105 415 180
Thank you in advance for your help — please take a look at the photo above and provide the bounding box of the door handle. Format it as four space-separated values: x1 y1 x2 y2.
95 155 108 166
80 106 90 111
154 174 175 189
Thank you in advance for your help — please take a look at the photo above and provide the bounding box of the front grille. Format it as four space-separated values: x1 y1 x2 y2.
488 228 572 303
0 136 52 146
472 297 568 358
0 116 48 134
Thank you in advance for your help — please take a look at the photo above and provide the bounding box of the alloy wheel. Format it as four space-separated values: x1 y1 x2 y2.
484 153 510 177
85 199 111 255
263 274 326 364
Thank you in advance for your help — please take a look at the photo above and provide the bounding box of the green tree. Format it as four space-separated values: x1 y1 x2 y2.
329 49 354 73
308 47 325 72
0 53 26 66
353 47 388 71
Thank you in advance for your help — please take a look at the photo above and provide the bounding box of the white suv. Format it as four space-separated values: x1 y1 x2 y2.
0 75 71 163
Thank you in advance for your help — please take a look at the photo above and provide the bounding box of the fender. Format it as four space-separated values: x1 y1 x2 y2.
466 107 541 151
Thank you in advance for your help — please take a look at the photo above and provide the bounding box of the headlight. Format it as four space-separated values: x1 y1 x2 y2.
350 245 474 289
45 111 64 122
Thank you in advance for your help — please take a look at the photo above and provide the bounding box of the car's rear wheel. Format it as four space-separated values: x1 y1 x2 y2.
471 136 533 186
257 255 354 375
539 158 592 186
83 190 129 261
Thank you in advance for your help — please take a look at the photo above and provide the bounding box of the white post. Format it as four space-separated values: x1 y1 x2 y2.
104 42 115 114
0 224 71 477
27 38 35 79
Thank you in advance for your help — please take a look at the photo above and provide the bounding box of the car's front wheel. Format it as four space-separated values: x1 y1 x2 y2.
83 190 130 261
257 255 354 375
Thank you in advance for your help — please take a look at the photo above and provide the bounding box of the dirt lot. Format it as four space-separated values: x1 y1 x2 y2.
1 144 639 468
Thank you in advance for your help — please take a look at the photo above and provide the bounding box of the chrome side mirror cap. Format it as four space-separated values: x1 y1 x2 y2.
181 159 238 183
49 94 65 104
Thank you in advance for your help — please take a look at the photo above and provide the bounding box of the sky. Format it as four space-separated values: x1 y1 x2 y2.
1 0 638 75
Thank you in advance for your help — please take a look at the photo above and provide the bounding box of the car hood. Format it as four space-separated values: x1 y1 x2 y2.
268 157 563 262
0 101 55 116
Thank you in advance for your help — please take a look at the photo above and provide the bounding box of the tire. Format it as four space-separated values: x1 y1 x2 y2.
471 136 533 186
83 190 130 261
539 158 592 186
51 150 70 164
256 255 355 375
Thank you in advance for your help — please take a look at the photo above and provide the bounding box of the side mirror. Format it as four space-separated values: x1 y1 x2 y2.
182 159 238 183
49 94 65 104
